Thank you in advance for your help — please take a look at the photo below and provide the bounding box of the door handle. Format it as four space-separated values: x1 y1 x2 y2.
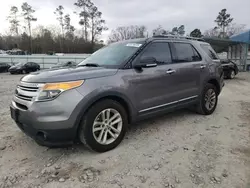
200 65 206 69
166 69 176 74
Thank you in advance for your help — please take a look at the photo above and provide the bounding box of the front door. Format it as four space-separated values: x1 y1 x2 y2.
131 41 180 113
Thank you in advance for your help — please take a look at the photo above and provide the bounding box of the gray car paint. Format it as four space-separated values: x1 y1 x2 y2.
21 66 118 83
10 38 223 143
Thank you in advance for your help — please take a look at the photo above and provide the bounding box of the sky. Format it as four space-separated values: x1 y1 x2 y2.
1 0 250 41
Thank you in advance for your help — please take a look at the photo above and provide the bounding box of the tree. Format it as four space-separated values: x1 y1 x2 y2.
74 0 93 40
54 5 65 52
64 14 76 52
64 14 75 38
170 25 185 36
54 6 65 38
108 25 147 43
21 2 37 53
7 6 20 35
178 25 185 36
203 27 220 37
171 25 185 36
171 27 178 35
226 23 246 37
215 9 233 38
89 5 107 48
152 25 168 36
190 29 202 38
204 23 245 38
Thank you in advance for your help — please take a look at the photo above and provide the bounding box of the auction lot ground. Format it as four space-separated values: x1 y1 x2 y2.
0 72 250 188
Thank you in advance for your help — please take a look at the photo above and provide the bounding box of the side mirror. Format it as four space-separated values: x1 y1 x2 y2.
135 57 157 69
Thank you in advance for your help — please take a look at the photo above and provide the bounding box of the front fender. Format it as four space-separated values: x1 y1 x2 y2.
72 89 137 133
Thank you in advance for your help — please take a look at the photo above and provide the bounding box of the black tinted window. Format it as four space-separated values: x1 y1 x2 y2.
200 44 219 60
141 42 172 64
172 43 201 62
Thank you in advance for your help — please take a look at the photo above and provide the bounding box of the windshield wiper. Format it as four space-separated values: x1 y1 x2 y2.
78 63 100 67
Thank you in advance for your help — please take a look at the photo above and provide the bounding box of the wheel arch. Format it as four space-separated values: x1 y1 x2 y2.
207 78 220 94
74 91 136 138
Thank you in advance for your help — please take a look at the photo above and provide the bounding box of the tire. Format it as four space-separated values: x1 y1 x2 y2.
228 70 235 79
196 83 218 115
79 99 128 152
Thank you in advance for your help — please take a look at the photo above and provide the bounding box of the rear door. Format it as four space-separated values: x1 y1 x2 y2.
168 42 203 102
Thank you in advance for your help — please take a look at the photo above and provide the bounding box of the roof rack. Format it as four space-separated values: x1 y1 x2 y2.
153 35 205 42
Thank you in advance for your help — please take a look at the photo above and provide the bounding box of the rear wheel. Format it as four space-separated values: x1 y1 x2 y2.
196 83 218 115
79 99 128 152
228 70 235 79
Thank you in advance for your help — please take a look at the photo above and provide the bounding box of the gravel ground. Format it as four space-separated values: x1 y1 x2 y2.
0 72 250 188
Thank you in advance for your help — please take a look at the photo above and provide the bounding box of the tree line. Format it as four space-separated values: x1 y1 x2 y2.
108 9 245 43
0 7 246 54
0 0 107 54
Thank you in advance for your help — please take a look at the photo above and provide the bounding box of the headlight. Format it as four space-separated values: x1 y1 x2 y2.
36 80 84 101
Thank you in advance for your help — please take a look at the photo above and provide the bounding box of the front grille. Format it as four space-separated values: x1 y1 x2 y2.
15 94 33 101
15 82 43 102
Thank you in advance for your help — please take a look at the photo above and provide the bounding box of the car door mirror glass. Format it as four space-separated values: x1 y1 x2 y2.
135 57 157 69
140 57 156 64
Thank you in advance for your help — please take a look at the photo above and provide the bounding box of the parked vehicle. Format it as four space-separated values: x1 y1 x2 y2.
221 59 239 79
9 62 40 74
50 61 77 69
10 36 224 152
0 63 11 72
0 50 7 55
6 49 26 55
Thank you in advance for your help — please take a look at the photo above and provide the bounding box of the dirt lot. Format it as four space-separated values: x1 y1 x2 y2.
0 73 250 188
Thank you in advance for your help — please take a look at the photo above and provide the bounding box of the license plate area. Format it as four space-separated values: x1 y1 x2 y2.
10 107 19 122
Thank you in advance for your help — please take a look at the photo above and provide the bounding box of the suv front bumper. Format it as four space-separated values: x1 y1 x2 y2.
10 89 84 147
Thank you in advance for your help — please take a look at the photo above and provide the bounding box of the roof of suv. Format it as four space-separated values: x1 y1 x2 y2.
121 35 210 46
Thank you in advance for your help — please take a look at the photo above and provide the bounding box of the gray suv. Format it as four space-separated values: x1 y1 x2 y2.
10 36 224 152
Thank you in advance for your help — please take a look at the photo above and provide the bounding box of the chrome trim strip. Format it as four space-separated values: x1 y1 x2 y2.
178 95 198 102
139 95 198 113
139 101 178 113
16 88 37 97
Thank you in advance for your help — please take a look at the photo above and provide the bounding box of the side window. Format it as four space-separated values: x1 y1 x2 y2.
172 43 201 63
200 44 219 60
141 42 172 64
192 48 202 61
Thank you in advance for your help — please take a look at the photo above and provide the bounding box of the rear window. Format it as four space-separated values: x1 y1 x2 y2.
200 44 219 60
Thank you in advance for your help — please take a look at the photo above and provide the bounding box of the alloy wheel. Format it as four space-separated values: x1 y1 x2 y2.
204 89 216 111
230 71 235 79
92 108 123 145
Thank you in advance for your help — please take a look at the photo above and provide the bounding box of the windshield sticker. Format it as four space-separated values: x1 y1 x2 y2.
126 43 142 48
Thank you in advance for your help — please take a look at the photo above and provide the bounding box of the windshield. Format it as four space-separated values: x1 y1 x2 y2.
78 41 143 67
15 63 24 66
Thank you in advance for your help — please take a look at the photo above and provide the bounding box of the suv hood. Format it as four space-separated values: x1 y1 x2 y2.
21 66 118 83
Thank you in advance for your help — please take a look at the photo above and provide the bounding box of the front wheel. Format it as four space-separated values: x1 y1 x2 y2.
196 83 218 115
79 99 128 152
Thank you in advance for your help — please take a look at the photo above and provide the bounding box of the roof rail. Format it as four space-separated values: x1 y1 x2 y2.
153 35 205 42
